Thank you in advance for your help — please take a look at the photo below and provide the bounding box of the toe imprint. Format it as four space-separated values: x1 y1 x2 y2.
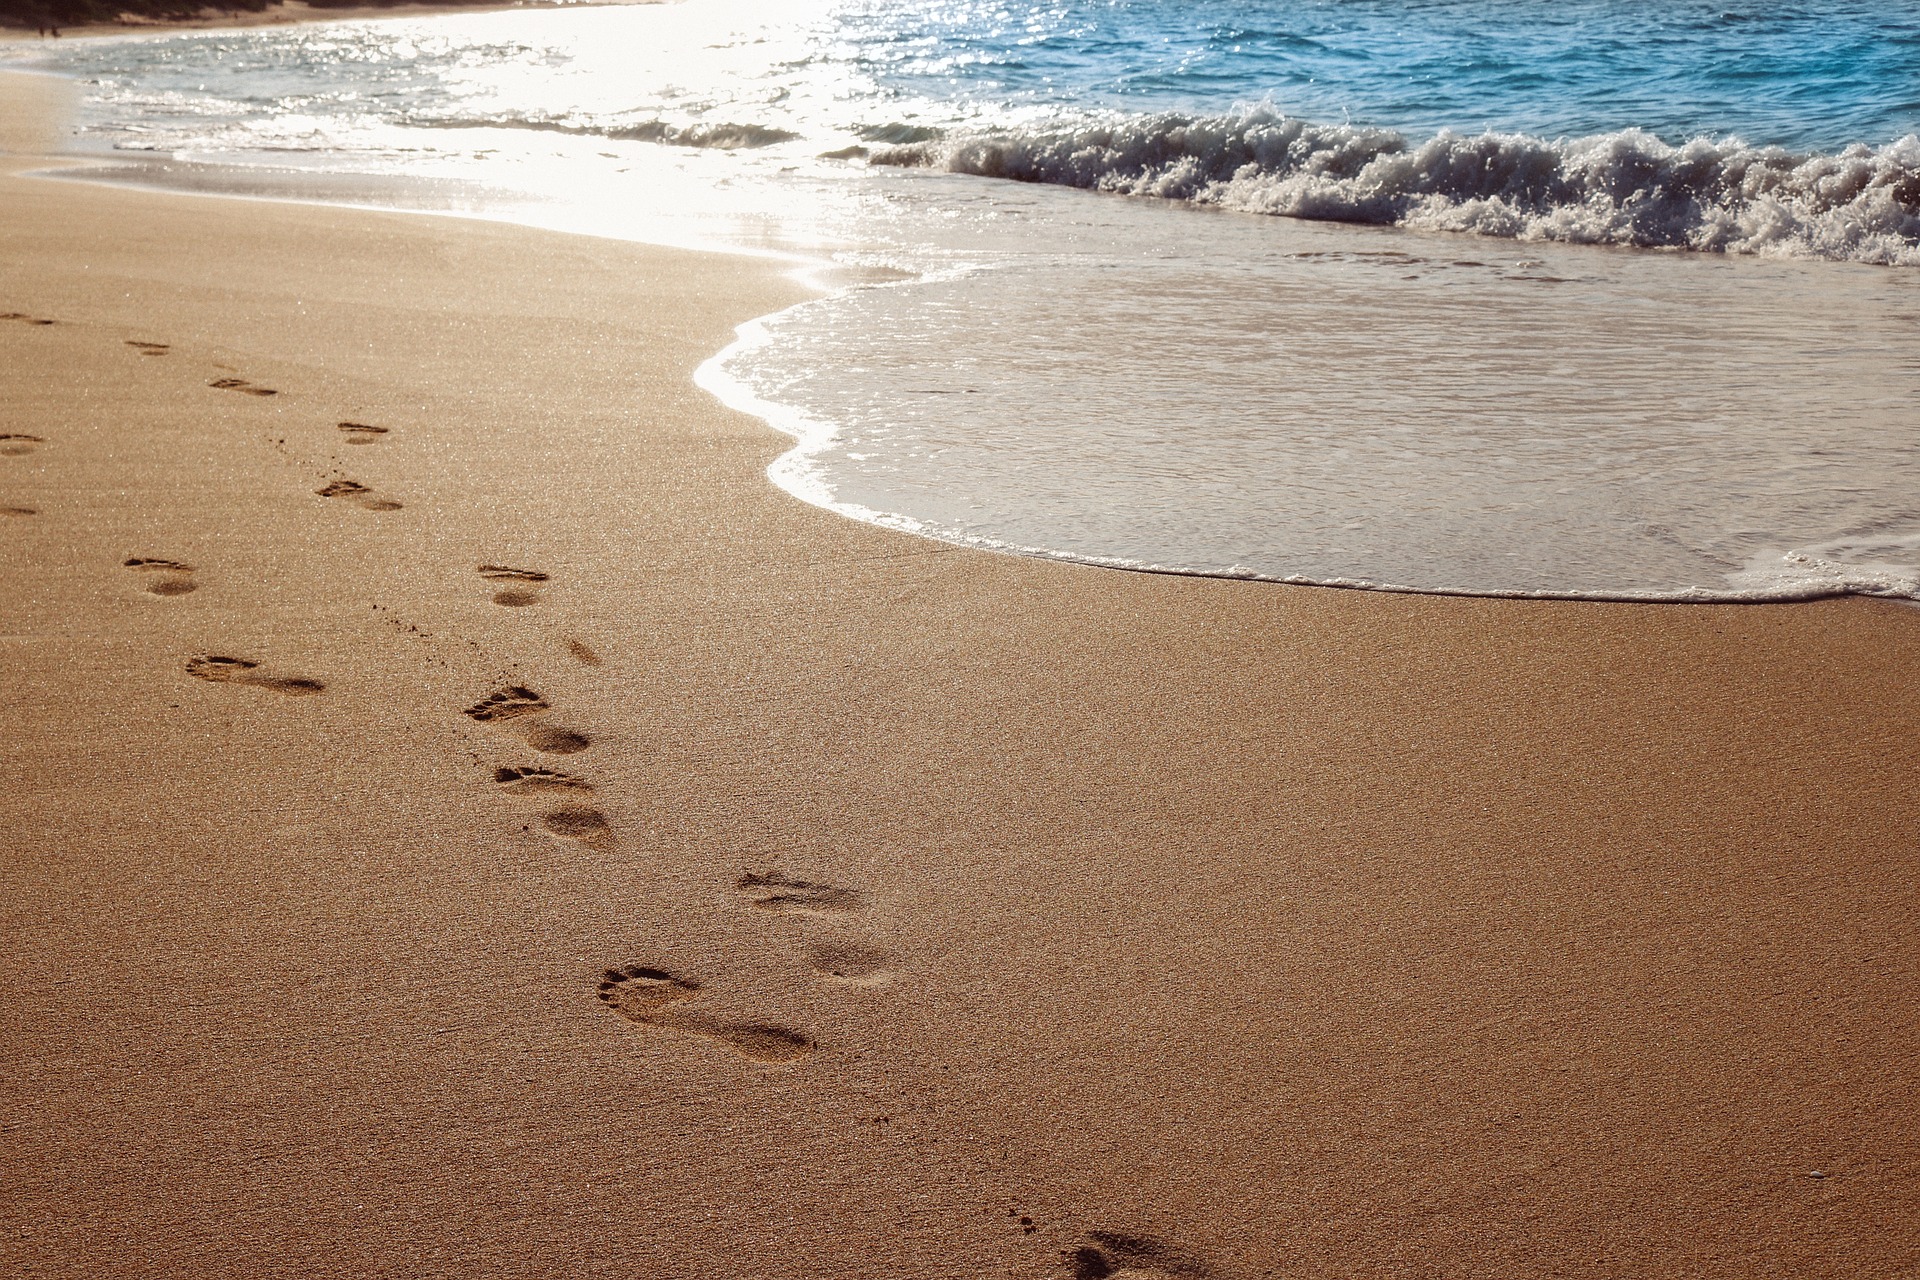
736 871 866 915
208 377 276 396
479 565 550 582
464 686 549 722
494 766 591 793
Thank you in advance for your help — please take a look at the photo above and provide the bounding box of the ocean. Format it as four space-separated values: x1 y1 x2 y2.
11 0 1920 599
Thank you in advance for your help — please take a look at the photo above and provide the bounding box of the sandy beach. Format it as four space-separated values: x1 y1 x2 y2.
2 62 1918 1280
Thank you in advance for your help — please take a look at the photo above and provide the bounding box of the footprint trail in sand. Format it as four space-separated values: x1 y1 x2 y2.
186 654 324 696
597 965 813 1064
124 557 196 596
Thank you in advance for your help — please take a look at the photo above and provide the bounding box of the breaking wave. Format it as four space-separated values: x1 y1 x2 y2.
416 115 800 150
873 109 1920 265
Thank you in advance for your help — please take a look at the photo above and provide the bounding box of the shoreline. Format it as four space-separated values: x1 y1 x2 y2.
0 0 665 41
3 52 1919 1280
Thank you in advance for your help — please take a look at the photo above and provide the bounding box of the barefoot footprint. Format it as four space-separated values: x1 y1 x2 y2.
124 557 196 596
208 376 276 396
0 434 43 456
464 685 591 754
736 871 866 915
597 965 812 1064
478 564 548 607
1068 1232 1212 1280
493 766 591 793
185 654 324 696
803 941 892 985
337 422 388 445
315 479 402 512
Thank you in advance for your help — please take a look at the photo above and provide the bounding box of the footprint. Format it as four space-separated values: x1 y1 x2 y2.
736 871 866 916
0 434 43 456
597 965 812 1064
124 557 196 596
465 685 550 722
125 341 169 356
566 638 602 667
185 654 324 696
315 479 402 512
0 312 55 326
208 377 276 397
1068 1232 1211 1280
543 807 611 841
464 685 591 754
479 564 548 608
2 506 36 518
337 422 388 444
804 941 892 985
494 765 591 793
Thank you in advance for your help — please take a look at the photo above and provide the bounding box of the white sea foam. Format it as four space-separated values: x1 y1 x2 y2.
875 110 1920 265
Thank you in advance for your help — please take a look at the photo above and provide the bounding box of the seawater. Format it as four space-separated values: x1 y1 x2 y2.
11 0 1920 599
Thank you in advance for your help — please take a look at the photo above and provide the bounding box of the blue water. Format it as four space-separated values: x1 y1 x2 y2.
838 0 1920 151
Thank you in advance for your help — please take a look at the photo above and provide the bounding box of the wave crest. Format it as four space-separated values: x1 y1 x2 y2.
417 115 800 150
872 110 1920 264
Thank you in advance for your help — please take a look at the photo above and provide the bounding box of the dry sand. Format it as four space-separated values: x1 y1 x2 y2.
2 66 1918 1280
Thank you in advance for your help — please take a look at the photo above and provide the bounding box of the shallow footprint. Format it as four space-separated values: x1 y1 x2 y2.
124 557 196 596
0 434 43 456
597 965 812 1064
185 654 324 696
337 422 389 445
0 312 55 326
479 564 548 607
1 505 36 518
1069 1232 1212 1280
737 870 866 915
521 723 591 755
315 479 402 512
494 765 591 793
804 941 892 985
208 376 276 397
565 638 602 667
542 807 610 841
125 340 170 356
464 685 550 722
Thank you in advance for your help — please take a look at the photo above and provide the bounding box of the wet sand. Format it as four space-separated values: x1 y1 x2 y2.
2 67 1918 1279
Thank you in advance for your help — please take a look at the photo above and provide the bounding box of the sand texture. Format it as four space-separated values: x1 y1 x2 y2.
2 71 1918 1279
